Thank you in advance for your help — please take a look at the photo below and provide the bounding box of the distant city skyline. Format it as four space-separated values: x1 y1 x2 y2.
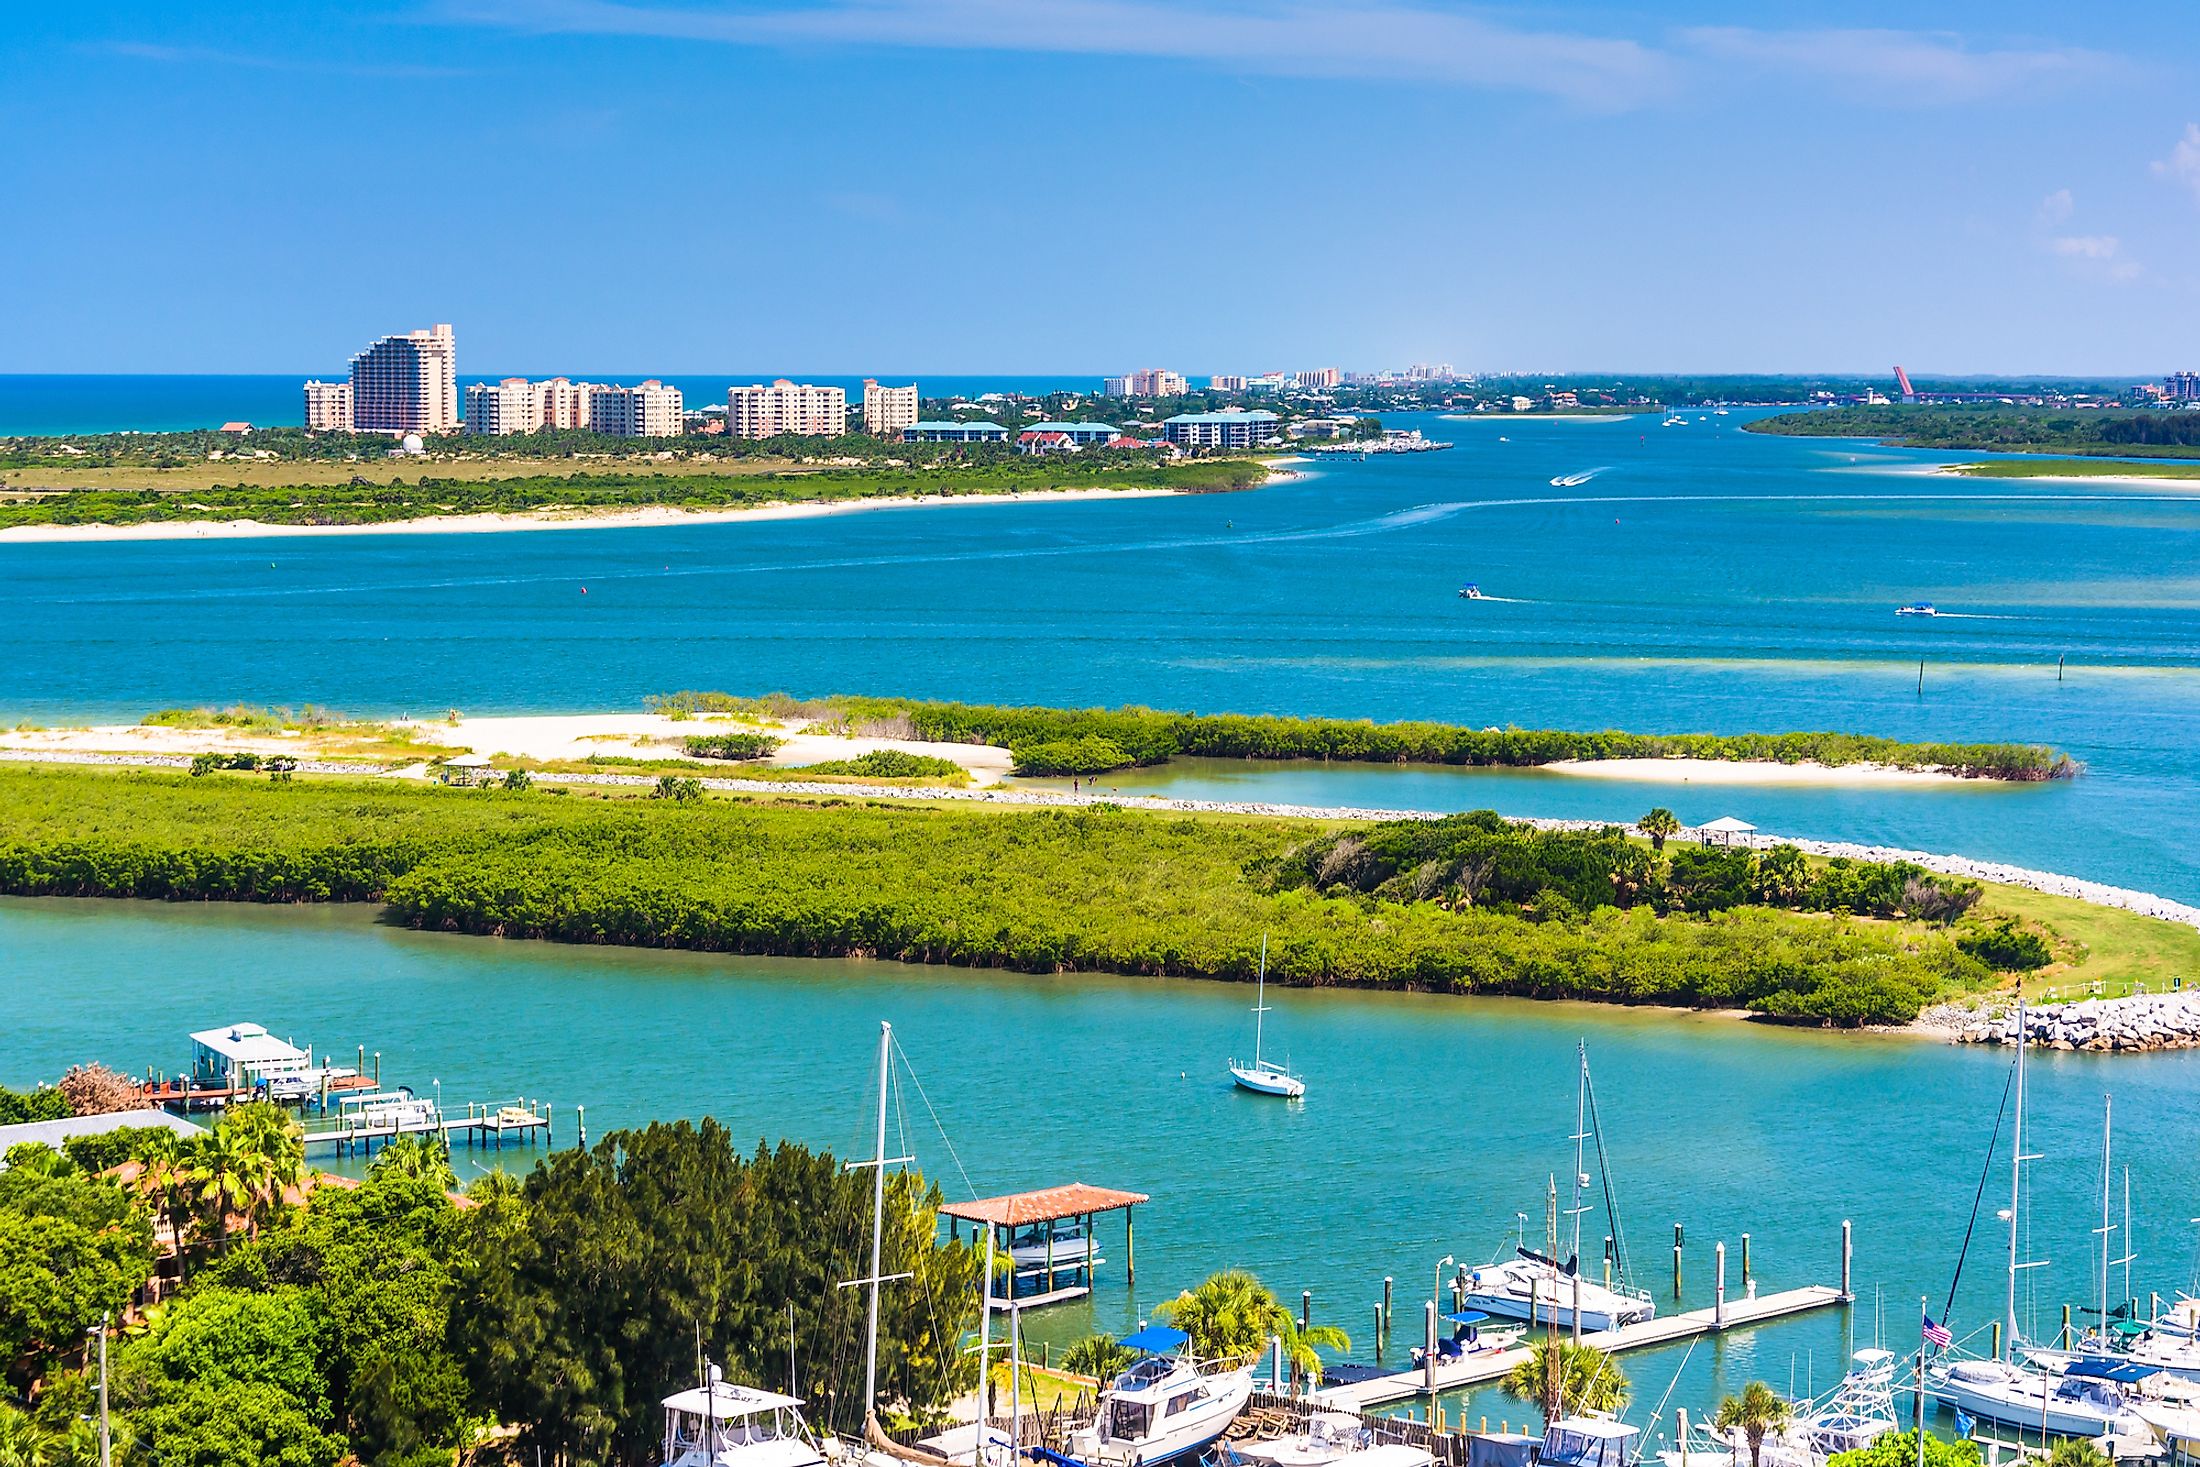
6 3 2198 374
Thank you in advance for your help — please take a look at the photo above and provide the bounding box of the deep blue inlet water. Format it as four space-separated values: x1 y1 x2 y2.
6 408 2200 899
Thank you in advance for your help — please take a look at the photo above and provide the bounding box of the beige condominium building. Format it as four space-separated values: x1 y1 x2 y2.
302 379 353 430
862 379 919 438
540 377 598 429
463 377 546 435
348 323 458 434
727 380 848 438
589 380 685 437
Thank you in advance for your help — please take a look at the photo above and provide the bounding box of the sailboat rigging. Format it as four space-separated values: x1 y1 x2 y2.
1229 936 1306 1098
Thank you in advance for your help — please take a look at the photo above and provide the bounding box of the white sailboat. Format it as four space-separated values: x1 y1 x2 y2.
1230 937 1305 1099
1925 1006 2156 1443
1461 1043 1655 1333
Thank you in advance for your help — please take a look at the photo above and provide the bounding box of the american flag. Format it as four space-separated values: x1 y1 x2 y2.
1922 1314 1953 1348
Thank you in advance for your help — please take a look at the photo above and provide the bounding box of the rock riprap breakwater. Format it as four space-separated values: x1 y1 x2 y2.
1942 994 2200 1052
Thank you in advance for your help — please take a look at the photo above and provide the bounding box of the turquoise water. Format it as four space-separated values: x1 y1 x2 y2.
8 410 2200 898
5 895 2196 1436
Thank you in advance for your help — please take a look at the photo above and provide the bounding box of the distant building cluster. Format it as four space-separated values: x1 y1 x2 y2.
2167 371 2200 401
1160 410 1280 449
303 324 926 441
1103 369 1187 397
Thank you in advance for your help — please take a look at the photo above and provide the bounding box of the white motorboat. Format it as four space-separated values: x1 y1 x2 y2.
1230 1413 1432 1467
1541 1418 1638 1467
1791 1348 1899 1461
660 1369 829 1467
1460 1043 1654 1333
1925 1357 2155 1439
1230 937 1305 1099
1460 1250 1654 1332
1066 1327 1255 1467
1006 1221 1100 1273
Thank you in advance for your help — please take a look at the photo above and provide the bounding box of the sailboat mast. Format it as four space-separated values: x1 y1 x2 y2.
1254 935 1269 1067
2005 1000 2025 1359
975 1226 994 1467
865 1021 892 1415
1571 1042 1588 1265
2100 1094 2113 1341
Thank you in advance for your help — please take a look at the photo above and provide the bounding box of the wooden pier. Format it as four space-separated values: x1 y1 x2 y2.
304 1101 553 1158
1317 1284 1850 1409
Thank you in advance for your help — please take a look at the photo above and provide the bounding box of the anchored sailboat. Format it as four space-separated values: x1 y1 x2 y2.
1229 937 1306 1099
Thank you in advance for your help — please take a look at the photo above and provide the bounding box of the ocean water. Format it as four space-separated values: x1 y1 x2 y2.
6 409 2200 899
0 373 1105 436
3 895 2192 1436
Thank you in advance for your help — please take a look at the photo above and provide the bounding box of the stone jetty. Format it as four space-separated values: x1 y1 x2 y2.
1941 994 2200 1052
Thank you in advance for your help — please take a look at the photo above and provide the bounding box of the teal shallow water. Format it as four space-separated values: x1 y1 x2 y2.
7 896 2198 1438
8 411 2200 898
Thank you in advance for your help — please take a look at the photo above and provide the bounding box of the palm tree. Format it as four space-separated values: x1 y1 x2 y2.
370 1134 459 1188
1753 846 1809 906
1638 808 1681 852
0 1404 57 1467
1713 1381 1792 1467
1156 1270 1352 1386
1062 1333 1137 1382
2046 1441 2110 1467
132 1154 199 1277
1499 1339 1629 1420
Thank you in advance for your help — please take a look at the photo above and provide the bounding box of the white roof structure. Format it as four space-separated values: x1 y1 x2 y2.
660 1383 807 1419
190 1023 307 1065
1698 816 1759 835
446 753 493 768
0 1108 202 1162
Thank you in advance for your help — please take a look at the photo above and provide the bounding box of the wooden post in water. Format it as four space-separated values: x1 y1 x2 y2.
1840 1220 1853 1302
1385 1276 1395 1336
1714 1242 1726 1329
373 1051 381 1086
1678 1409 1690 1467
1303 1290 1312 1334
1374 1303 1385 1362
1990 1321 2001 1360
576 1105 586 1150
2061 1304 2072 1348
1126 1210 1135 1285
1423 1300 1437 1400
1741 1233 1751 1287
1674 1223 1684 1298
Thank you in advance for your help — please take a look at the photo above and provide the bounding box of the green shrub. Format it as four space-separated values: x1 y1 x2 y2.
651 776 703 802
682 733 783 761
797 750 965 780
1958 921 2054 971
1011 736 1133 776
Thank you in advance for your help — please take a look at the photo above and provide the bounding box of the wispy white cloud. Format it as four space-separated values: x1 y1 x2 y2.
440 2 2121 112
2153 123 2200 202
439 0 1675 110
1677 26 2114 102
2043 233 2141 283
2037 188 2074 227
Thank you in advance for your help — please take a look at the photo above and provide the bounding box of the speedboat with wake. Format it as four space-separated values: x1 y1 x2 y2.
1458 584 1487 601
1894 603 1938 617
1065 1326 1255 1467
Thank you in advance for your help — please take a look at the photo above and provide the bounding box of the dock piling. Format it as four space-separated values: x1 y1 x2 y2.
1423 1301 1436 1399
1384 1276 1394 1335
1741 1233 1751 1286
1673 1223 1684 1298
1990 1321 2001 1361
2061 1304 2071 1348
1126 1209 1135 1284
576 1105 586 1150
1572 1271 1583 1344
1840 1220 1852 1302
1714 1242 1726 1329
1374 1303 1384 1362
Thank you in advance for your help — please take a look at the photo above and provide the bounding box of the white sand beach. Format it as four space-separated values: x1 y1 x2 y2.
399 712 1015 784
1542 757 1965 787
0 486 1181 544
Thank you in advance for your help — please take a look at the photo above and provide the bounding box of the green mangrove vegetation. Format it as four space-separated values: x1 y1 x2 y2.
1745 405 2200 459
0 1102 977 1467
646 691 2073 781
0 765 2032 1024
0 459 1266 530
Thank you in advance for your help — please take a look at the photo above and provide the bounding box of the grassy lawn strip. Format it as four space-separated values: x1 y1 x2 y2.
0 459 1264 529
0 765 2039 1025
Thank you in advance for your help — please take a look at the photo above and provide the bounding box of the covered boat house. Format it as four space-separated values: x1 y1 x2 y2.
941 1181 1149 1309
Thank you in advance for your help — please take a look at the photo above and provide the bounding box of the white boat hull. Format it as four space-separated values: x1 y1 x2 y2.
1927 1364 2147 1439
1070 1368 1253 1467
1460 1259 1653 1333
1231 1065 1305 1098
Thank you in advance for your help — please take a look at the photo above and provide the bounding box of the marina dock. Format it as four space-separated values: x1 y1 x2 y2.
1318 1284 1850 1409
304 1099 554 1157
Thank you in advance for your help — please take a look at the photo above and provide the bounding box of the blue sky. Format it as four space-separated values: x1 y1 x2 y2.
4 2 2197 375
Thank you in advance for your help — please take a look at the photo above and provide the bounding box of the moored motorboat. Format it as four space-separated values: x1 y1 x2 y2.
1065 1326 1255 1467
660 1368 829 1467
1924 1356 2155 1439
1229 1412 1432 1467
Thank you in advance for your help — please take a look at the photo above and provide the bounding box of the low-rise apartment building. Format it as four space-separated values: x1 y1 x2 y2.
1160 410 1280 449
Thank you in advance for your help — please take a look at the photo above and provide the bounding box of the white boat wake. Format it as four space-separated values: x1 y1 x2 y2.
1547 468 1608 488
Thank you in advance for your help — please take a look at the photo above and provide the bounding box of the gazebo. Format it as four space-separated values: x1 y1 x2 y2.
442 753 493 787
941 1181 1149 1309
1698 815 1759 847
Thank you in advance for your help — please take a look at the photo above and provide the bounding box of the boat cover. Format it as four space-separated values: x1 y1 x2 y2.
1118 1326 1190 1355
2064 1360 2158 1382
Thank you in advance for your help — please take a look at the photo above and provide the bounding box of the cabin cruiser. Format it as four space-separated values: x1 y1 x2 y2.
1006 1220 1100 1273
1065 1326 1254 1467
1462 1249 1655 1333
1408 1311 1523 1372
1229 1412 1432 1467
660 1369 828 1467
1540 1418 1638 1467
1925 1356 2155 1439
1895 603 1938 617
1657 1348 1897 1467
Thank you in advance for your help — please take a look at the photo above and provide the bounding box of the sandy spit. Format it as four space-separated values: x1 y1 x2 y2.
0 487 1181 544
